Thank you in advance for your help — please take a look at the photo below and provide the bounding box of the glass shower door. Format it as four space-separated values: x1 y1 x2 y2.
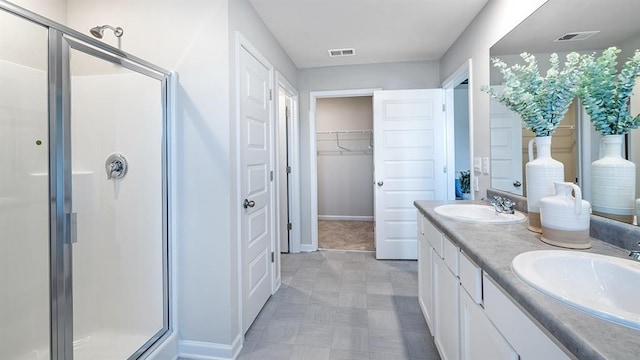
65 37 168 359
0 10 50 360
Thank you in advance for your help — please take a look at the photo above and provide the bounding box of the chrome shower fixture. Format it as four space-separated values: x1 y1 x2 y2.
89 25 124 39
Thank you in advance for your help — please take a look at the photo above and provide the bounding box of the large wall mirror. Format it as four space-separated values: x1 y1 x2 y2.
489 0 640 224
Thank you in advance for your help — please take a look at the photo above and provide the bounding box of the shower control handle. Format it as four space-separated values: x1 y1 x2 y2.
243 199 256 209
105 153 128 180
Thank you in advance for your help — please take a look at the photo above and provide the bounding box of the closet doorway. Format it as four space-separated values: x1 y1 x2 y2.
316 96 375 251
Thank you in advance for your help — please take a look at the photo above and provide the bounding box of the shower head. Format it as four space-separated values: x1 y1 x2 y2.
89 25 124 39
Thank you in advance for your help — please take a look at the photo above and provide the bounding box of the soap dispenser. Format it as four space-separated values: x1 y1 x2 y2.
539 182 591 249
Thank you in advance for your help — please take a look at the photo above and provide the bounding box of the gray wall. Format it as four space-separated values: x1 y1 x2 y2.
316 97 373 219
298 60 440 247
229 0 298 85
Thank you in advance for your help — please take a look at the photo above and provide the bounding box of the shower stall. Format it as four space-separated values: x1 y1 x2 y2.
0 2 172 359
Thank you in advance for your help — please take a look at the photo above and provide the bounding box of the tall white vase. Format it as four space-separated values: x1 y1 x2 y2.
591 135 636 223
525 136 564 233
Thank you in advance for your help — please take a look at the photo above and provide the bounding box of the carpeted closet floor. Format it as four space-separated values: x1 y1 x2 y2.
318 220 375 251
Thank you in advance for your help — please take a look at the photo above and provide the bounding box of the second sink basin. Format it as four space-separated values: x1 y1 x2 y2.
434 204 526 224
512 250 640 330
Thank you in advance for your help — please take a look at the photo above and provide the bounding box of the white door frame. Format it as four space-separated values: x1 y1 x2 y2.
274 71 300 256
305 88 381 252
442 59 473 200
235 32 275 335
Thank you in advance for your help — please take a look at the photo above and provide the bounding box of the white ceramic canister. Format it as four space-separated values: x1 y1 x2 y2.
526 136 565 233
539 182 591 249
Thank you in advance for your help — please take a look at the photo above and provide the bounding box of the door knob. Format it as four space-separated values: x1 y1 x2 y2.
513 180 522 187
243 199 256 209
377 181 384 187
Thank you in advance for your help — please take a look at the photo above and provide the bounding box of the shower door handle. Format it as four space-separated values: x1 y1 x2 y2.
68 212 78 244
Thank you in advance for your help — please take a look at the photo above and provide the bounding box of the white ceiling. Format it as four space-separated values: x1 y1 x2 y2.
248 0 489 69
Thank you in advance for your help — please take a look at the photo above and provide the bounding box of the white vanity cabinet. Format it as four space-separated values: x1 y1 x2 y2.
420 212 461 360
417 210 570 360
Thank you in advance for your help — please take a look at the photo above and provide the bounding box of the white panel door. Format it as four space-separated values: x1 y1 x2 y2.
374 89 446 260
240 46 273 332
490 86 523 195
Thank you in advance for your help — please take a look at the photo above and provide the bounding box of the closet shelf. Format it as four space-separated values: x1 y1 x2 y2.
317 130 373 152
316 129 372 135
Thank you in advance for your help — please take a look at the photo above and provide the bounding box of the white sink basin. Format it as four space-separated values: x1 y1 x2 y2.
512 250 640 330
434 204 526 224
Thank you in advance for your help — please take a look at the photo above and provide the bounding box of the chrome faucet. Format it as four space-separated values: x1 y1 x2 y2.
629 242 640 261
486 196 516 214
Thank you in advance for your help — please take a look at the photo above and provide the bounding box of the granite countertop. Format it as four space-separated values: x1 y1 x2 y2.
414 200 640 360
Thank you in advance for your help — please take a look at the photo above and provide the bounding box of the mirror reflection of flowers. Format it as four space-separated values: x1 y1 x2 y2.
482 52 581 136
578 47 640 135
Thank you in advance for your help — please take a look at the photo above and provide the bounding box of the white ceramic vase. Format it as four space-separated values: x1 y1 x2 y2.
591 135 636 223
525 136 565 233
540 182 591 249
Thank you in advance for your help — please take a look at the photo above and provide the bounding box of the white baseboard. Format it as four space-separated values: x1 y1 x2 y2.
300 244 316 252
318 215 374 221
178 334 242 360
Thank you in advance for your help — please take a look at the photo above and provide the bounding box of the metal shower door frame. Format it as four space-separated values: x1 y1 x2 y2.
0 2 173 359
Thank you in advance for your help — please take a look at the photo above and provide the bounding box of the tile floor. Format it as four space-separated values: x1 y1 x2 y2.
238 250 440 360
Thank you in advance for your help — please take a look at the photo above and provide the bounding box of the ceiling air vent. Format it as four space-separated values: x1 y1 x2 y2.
554 31 600 42
328 48 356 57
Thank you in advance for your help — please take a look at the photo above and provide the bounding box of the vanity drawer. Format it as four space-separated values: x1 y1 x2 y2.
459 250 482 304
423 217 444 258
